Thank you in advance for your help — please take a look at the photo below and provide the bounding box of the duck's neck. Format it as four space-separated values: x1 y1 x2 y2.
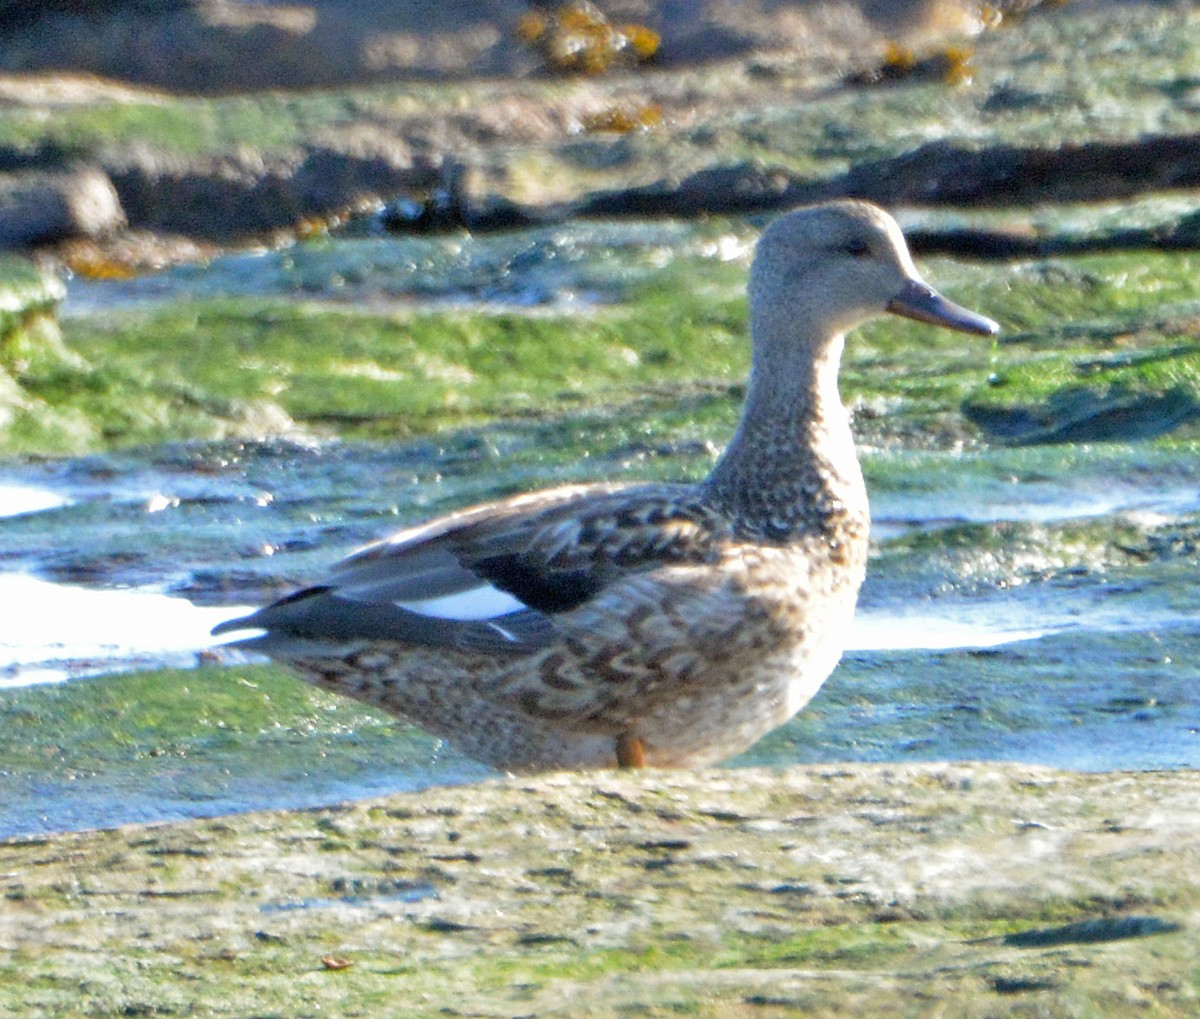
703 333 868 545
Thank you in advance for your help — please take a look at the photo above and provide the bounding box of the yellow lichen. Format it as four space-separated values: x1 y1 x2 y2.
882 42 917 72
941 45 975 86
620 23 661 60
978 5 1004 29
295 216 332 240
851 40 976 87
580 102 663 133
62 251 137 281
519 2 660 76
516 12 547 43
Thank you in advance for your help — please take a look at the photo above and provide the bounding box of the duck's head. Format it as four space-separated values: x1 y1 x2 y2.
749 200 998 348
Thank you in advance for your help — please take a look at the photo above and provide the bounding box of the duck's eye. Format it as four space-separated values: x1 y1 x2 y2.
843 238 871 258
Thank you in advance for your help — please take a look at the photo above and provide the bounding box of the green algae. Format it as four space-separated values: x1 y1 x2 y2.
0 664 378 772
0 663 485 836
0 255 68 386
953 252 1200 442
2 2 1198 242
7 237 751 454
1 763 1196 1018
2 194 1197 456
0 87 434 160
5 614 1198 839
0 256 78 448
0 273 1033 455
0 254 64 337
5 240 1192 457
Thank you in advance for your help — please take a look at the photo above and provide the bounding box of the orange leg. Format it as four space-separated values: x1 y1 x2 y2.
616 732 646 769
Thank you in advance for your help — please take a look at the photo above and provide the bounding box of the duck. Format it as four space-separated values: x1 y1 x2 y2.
213 200 998 773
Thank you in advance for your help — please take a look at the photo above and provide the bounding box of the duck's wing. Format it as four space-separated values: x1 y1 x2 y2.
213 482 722 656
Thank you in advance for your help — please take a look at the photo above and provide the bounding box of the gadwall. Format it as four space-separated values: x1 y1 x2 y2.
214 200 998 772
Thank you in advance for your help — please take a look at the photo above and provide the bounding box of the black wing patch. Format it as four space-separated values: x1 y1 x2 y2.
471 555 606 614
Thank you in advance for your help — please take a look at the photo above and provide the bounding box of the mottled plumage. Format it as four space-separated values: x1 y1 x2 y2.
214 200 998 772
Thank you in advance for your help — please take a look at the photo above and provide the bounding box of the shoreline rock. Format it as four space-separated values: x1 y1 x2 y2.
0 1 1196 261
0 165 124 248
0 0 969 92
0 0 1033 256
1 760 1195 1017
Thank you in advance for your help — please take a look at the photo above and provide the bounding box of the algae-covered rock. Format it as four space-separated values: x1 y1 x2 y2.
0 254 102 450
7 0 1197 247
0 0 978 91
965 384 1200 444
0 254 66 431
0 251 64 343
0 763 1195 1018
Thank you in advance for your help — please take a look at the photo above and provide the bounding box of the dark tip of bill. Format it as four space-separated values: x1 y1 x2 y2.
887 280 1000 337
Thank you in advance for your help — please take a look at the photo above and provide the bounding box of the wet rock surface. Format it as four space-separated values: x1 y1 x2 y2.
1 763 1197 1017
0 165 124 247
1 0 1198 250
0 0 956 89
964 385 1200 444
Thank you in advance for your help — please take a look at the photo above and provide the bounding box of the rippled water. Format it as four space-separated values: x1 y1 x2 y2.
62 220 754 316
3 222 1200 836
2 438 1197 679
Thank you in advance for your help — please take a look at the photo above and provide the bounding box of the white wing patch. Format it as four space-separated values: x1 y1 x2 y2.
394 583 527 621
486 621 520 643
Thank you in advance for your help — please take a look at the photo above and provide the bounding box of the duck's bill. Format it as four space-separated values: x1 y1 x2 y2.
887 279 999 336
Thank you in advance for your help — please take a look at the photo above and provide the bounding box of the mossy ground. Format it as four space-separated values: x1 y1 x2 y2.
5 614 1197 837
2 2 1198 216
2 762 1197 1018
4 245 1200 456
0 86 458 160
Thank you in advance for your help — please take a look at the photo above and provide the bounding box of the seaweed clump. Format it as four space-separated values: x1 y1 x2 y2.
580 103 663 133
518 1 660 75
850 42 976 87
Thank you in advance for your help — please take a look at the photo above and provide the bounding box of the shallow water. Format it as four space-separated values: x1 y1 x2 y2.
0 468 1190 689
62 220 754 316
0 572 250 688
2 435 1198 837
3 222 1200 836
2 439 1197 672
